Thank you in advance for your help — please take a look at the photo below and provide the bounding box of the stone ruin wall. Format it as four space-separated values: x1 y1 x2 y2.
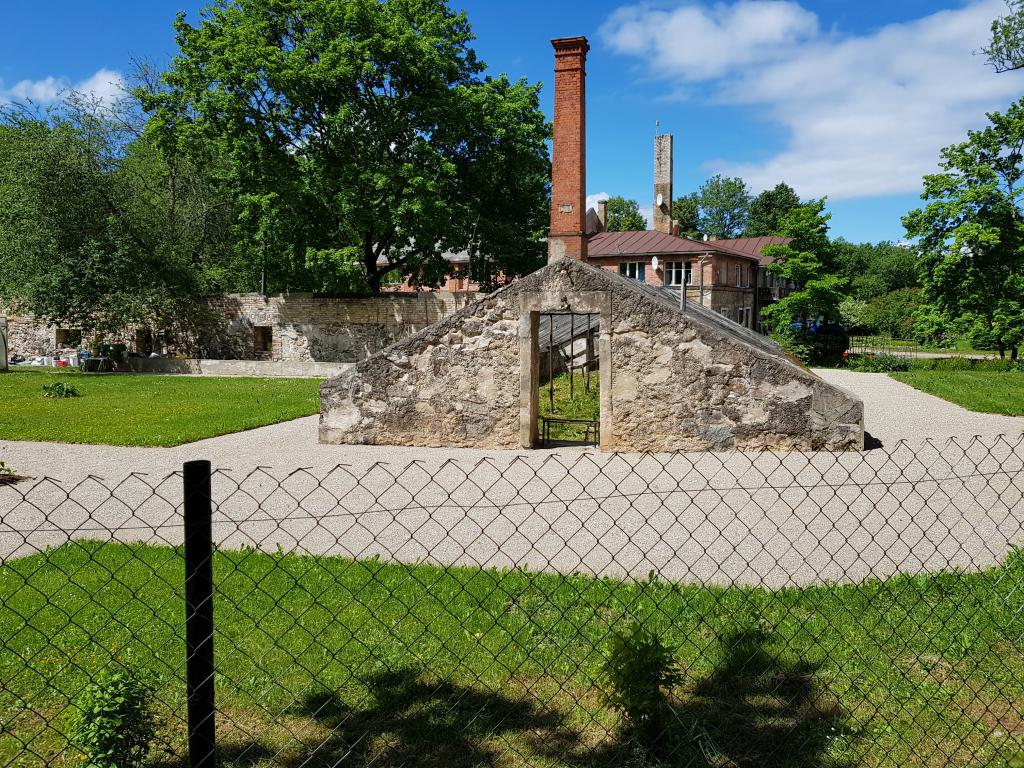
320 261 864 452
3 292 476 363
320 295 523 448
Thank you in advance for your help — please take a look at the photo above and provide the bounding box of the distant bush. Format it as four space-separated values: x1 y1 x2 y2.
42 381 80 398
844 353 912 372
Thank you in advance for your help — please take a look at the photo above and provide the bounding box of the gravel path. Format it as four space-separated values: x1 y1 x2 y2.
2 370 1023 587
812 369 1024 446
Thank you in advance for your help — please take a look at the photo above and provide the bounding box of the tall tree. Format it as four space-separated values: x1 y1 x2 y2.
744 182 801 237
141 0 550 293
903 98 1024 359
832 239 920 300
760 200 847 362
604 196 647 232
672 192 700 238
983 0 1024 72
0 97 231 330
697 175 751 239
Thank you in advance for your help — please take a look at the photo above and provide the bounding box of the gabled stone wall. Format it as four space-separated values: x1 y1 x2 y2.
320 260 864 452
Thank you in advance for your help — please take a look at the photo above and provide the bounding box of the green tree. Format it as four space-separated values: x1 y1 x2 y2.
603 195 647 232
984 0 1024 72
697 175 751 239
744 182 801 237
832 239 920 300
903 98 1024 359
760 200 847 362
672 192 700 238
0 97 230 330
141 0 549 293
863 288 923 338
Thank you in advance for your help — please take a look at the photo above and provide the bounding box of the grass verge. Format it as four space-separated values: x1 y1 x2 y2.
0 369 321 446
890 371 1024 416
2 541 1023 766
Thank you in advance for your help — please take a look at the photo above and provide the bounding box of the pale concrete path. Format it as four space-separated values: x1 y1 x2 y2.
812 369 1024 446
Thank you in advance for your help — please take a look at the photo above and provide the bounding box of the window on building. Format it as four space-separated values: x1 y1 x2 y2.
719 308 731 319
254 326 273 355
735 265 742 287
664 260 692 286
618 262 646 282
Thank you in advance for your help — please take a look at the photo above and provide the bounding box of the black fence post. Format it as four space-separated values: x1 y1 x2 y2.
183 460 216 768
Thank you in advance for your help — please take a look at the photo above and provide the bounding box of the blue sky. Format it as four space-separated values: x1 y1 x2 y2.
2 0 1022 243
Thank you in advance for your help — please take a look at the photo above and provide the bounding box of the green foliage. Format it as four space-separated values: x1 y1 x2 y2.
0 461 13 477
839 298 870 334
760 200 847 361
0 96 232 330
833 240 920 301
903 97 1024 360
843 353 912 372
141 0 549 292
601 623 682 745
671 192 700 238
744 182 801 237
603 196 647 232
696 174 751 238
538 370 599 442
42 381 80 399
69 667 158 768
863 288 922 339
983 0 1024 72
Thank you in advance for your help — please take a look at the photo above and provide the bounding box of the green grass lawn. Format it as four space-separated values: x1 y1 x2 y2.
2 541 1023 767
538 370 600 443
0 369 321 446
890 371 1024 416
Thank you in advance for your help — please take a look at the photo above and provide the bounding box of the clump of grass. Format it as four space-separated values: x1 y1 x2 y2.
42 381 80 398
538 370 600 442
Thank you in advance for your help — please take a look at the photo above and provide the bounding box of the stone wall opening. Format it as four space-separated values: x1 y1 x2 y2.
537 312 601 446
519 290 612 450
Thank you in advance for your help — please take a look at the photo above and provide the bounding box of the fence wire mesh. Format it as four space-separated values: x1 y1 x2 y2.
2 434 1024 767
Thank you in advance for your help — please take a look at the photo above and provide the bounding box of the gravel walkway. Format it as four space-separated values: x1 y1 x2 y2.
812 369 1024 446
2 370 1023 587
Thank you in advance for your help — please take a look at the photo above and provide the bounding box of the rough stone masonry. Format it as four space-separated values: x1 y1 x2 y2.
319 259 865 451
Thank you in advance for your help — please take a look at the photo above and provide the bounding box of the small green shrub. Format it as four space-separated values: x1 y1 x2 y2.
844 353 912 372
0 461 12 477
42 381 80 398
69 668 158 768
601 623 682 748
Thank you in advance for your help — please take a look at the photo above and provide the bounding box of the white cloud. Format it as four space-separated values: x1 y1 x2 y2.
600 0 1024 200
586 191 610 212
0 68 125 106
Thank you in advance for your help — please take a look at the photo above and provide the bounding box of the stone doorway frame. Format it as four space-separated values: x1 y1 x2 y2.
519 291 613 449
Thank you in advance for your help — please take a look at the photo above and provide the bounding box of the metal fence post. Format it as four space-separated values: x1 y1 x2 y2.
183 460 216 768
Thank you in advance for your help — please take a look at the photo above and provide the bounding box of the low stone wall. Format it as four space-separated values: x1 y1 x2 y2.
125 358 352 378
4 291 476 364
320 260 864 452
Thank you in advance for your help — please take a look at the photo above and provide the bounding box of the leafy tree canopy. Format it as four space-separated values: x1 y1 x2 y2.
983 0 1024 72
603 195 647 232
140 0 550 293
832 239 920 301
671 193 700 238
744 182 801 237
903 97 1024 358
0 96 232 331
696 175 751 239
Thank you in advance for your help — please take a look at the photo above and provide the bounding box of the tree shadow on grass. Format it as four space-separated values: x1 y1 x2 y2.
553 628 852 768
277 668 581 767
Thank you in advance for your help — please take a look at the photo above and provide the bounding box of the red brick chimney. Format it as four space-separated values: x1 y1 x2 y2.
549 36 589 262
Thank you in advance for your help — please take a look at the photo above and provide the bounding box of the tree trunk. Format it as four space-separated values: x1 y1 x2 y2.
1012 347 1019 362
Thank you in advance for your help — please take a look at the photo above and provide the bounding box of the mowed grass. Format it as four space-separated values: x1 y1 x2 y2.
891 371 1024 416
0 369 321 446
2 542 1024 767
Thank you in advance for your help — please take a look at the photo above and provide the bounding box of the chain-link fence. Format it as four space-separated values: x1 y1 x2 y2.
2 434 1024 766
